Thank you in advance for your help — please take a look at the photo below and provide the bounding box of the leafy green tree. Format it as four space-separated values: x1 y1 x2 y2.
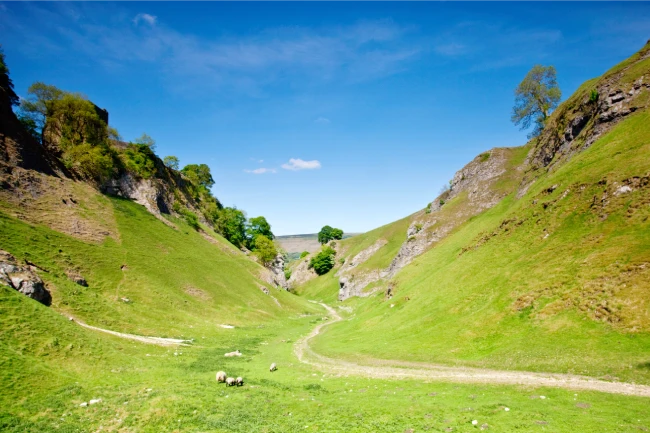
0 47 19 107
164 156 180 170
252 235 278 266
182 163 215 191
134 133 156 151
300 251 309 259
18 82 65 138
309 246 336 275
512 65 561 138
318 225 344 244
215 207 247 247
246 216 274 248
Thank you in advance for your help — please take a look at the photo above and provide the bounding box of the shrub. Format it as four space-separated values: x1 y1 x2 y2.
589 89 599 103
300 251 309 259
252 235 277 267
309 247 336 275
121 143 156 179
439 199 445 206
284 269 292 280
425 203 432 214
407 236 416 242
339 257 345 264
479 152 490 162
415 223 423 232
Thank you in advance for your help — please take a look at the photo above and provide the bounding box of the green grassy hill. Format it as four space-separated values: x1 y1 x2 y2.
300 41 650 384
2 38 650 433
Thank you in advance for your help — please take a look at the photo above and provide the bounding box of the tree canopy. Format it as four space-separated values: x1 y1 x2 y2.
247 216 274 248
0 47 19 107
182 164 214 191
309 246 336 275
215 207 247 248
318 225 344 244
252 235 277 267
511 65 561 138
163 156 180 171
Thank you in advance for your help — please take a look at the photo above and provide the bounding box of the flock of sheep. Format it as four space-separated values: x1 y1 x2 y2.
216 362 278 387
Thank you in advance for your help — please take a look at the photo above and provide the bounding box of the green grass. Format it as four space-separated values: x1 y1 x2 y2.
2 287 650 432
307 110 650 384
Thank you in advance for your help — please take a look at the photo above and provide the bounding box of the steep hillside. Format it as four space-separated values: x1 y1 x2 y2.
300 41 650 383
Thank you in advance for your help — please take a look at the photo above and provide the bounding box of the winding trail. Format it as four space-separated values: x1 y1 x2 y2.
73 319 191 347
294 303 650 397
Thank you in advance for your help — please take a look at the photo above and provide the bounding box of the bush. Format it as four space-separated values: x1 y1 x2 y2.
479 152 490 162
63 142 116 181
252 235 277 267
121 143 156 179
415 223 422 232
589 89 599 103
309 247 336 275
425 203 432 214
300 251 309 259
284 269 292 280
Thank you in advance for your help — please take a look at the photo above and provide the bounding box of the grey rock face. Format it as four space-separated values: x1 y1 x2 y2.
0 250 51 305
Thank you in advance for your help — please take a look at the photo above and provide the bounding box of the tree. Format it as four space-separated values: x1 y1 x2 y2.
182 163 214 190
318 225 344 244
252 235 278 267
511 65 561 138
309 246 336 275
215 207 247 247
134 133 156 151
247 216 274 248
164 156 180 170
0 47 19 107
18 82 65 138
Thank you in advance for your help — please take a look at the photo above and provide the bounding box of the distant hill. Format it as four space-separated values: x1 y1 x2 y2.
277 233 358 256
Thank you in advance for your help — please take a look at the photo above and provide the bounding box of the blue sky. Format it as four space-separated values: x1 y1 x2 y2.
1 2 649 235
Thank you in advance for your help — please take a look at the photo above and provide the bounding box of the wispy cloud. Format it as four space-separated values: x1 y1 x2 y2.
281 158 321 171
6 5 420 94
315 117 331 124
244 167 276 174
434 42 466 56
133 13 157 26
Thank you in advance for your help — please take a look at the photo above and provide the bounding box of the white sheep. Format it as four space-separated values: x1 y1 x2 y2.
216 371 227 383
235 377 244 386
224 350 242 357
269 363 277 372
226 377 236 386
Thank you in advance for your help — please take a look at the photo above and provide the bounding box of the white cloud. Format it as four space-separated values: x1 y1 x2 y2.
315 117 331 124
281 158 321 171
434 42 466 56
133 13 157 26
244 167 276 174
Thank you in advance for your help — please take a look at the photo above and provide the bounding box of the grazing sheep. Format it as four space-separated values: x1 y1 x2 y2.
226 377 236 386
269 363 277 372
235 377 244 386
216 371 227 383
224 350 242 357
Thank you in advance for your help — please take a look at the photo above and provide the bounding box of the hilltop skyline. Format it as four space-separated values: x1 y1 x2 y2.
1 1 649 234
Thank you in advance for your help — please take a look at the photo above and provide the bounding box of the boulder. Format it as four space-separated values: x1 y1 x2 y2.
0 250 51 305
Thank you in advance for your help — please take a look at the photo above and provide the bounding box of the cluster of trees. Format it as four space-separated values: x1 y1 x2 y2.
2 57 279 263
317 225 343 244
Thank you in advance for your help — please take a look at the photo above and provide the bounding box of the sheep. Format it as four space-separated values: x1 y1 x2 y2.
235 377 244 386
225 377 236 386
269 363 277 372
224 350 242 357
216 371 227 383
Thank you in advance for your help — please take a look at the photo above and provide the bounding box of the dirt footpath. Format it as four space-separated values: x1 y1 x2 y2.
295 303 650 397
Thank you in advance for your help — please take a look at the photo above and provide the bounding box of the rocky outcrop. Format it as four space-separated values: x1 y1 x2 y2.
287 256 317 289
0 250 51 305
103 172 171 216
259 253 289 290
526 40 650 178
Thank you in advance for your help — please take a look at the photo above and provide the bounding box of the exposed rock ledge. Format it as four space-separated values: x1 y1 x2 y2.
0 250 51 305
